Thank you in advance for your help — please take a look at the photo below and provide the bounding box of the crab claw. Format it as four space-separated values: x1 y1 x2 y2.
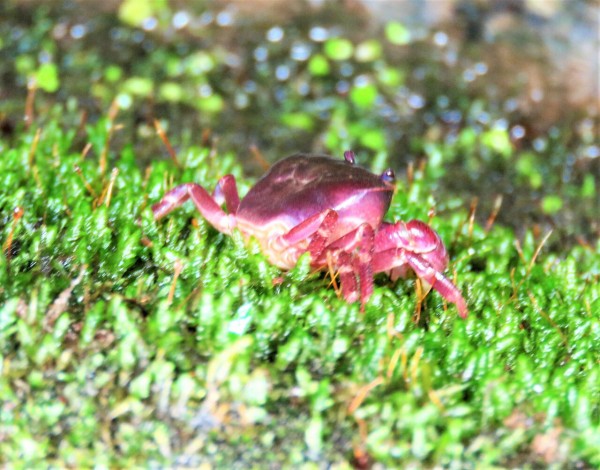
374 221 468 318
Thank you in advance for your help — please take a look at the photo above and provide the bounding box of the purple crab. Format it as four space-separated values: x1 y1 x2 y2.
153 151 468 318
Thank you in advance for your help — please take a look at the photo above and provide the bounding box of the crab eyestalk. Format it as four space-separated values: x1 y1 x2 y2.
343 150 356 164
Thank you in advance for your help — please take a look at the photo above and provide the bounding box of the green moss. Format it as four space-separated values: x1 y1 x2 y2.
0 2 598 467
385 21 411 45
35 62 60 93
323 38 354 61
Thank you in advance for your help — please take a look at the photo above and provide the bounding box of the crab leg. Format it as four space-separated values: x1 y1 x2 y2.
353 225 375 304
375 221 447 270
276 210 376 305
406 252 468 318
279 209 338 253
373 221 467 317
267 209 339 268
313 223 376 304
372 247 468 318
152 183 236 234
338 251 359 303
212 175 240 214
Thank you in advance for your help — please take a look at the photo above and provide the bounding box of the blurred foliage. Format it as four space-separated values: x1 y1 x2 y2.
0 0 597 247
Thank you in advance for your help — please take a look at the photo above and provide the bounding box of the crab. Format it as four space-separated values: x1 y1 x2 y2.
152 151 468 318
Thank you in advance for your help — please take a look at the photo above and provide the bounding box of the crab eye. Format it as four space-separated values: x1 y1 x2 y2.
381 168 395 183
343 150 356 164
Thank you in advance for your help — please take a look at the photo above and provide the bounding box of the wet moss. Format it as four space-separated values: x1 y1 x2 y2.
1 1 599 467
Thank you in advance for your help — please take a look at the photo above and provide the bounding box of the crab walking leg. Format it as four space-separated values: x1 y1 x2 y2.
352 224 375 304
212 175 240 214
313 223 376 304
274 211 376 305
406 252 468 318
375 220 448 271
372 248 468 318
266 209 339 268
337 251 359 303
152 183 236 234
277 209 338 254
304 210 339 259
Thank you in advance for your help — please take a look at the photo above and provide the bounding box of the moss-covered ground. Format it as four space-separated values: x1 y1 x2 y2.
1 1 599 468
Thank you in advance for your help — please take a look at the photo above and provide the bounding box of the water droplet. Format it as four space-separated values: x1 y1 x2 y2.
216 10 234 26
413 67 426 80
275 65 290 81
495 119 509 131
132 31 145 43
578 118 595 134
354 75 370 87
290 42 311 61
70 24 87 39
297 81 310 96
433 31 448 46
510 125 526 139
234 93 249 109
141 17 157 31
476 112 490 124
224 53 241 68
408 93 425 109
116 93 133 109
11 27 24 41
173 11 190 29
462 68 476 82
340 63 354 77
243 81 257 93
199 12 213 25
266 26 284 42
444 49 457 66
254 46 268 62
309 26 328 42
109 27 123 41
198 84 213 97
275 87 287 102
504 98 519 112
437 95 449 108
336 80 350 94
585 146 599 158
53 23 68 39
38 50 51 63
474 62 488 75
442 110 462 124
533 137 547 152
530 88 544 102
380 105 399 122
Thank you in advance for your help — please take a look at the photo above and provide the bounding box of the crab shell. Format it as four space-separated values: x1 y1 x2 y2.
152 152 468 318
236 154 394 269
